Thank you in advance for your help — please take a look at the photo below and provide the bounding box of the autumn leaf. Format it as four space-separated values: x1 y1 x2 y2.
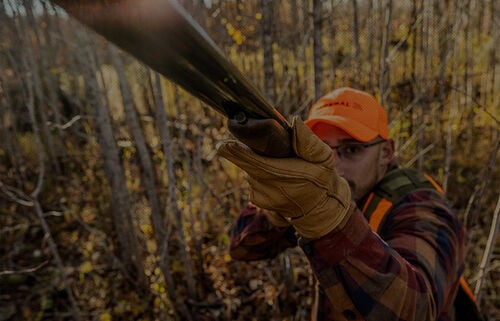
80 261 93 274
99 312 112 321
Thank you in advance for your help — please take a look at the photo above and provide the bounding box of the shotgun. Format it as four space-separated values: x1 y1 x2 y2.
51 0 293 157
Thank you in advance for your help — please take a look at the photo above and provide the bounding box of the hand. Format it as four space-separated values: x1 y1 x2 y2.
217 116 353 239
227 117 293 157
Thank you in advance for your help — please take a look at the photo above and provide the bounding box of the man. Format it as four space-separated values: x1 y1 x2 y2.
217 87 467 321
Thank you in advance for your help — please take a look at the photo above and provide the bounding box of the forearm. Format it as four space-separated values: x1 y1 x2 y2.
229 204 297 261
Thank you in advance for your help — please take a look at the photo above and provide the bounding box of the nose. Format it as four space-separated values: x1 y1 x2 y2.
332 152 346 177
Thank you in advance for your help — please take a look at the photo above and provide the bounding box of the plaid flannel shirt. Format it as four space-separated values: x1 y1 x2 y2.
229 184 465 321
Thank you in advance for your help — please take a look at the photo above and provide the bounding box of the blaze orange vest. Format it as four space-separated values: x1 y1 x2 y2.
361 168 484 321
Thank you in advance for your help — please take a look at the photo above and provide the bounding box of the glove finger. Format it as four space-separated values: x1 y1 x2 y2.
292 116 334 164
217 140 311 180
247 176 310 216
217 140 274 178
218 140 336 193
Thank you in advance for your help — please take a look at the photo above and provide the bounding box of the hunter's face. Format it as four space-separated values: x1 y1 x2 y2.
312 123 394 202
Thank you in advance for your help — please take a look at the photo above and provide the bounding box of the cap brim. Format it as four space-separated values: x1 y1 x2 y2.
305 116 379 142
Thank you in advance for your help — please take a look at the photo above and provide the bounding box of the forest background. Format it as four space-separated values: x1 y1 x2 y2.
0 0 499 320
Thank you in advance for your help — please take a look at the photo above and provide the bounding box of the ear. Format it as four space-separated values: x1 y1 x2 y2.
379 139 395 166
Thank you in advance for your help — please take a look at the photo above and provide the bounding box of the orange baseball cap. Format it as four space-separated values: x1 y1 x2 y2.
305 87 389 142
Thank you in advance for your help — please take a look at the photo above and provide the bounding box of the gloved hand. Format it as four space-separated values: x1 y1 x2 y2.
227 117 293 157
217 116 353 239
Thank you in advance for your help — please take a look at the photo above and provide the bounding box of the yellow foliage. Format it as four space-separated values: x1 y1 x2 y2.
226 23 235 35
85 241 94 253
114 300 128 314
80 261 93 274
153 297 161 309
232 30 246 45
99 312 112 321
152 283 161 292
152 283 166 294
172 260 183 273
146 239 157 253
81 205 96 223
70 231 79 243
18 133 38 162
140 223 154 236
98 65 124 122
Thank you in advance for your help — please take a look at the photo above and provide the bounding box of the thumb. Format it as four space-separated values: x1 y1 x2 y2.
292 116 333 164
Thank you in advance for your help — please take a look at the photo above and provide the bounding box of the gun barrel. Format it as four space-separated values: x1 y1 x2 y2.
52 0 290 131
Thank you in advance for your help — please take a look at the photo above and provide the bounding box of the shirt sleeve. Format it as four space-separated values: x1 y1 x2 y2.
301 190 466 321
229 203 298 261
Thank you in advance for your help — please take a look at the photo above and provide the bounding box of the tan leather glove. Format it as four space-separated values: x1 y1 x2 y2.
217 116 353 239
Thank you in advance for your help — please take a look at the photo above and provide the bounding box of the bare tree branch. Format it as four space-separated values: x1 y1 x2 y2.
0 261 49 276
474 193 500 304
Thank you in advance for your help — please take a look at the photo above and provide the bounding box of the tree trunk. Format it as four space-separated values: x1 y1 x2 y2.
153 73 194 321
366 0 375 89
474 193 500 305
414 0 425 171
260 0 276 103
145 71 178 315
108 45 175 301
81 40 147 290
22 39 82 319
0 72 24 188
442 0 466 192
379 0 393 106
464 138 500 228
351 0 361 87
175 98 205 289
312 0 323 100
20 0 62 174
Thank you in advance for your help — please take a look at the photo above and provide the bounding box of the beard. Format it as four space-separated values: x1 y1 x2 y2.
345 179 356 197
345 170 381 203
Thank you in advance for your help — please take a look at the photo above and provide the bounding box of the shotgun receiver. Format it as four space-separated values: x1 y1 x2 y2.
52 0 293 157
